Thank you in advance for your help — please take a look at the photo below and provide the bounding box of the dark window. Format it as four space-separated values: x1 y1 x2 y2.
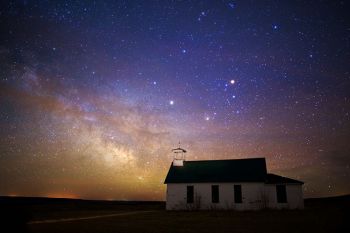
212 185 219 203
187 186 194 203
276 185 287 203
234 185 242 203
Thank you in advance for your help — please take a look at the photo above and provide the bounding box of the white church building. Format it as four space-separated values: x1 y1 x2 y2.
164 148 304 210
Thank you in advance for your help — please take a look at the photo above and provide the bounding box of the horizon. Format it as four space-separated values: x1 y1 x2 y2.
2 192 350 201
1 1 350 200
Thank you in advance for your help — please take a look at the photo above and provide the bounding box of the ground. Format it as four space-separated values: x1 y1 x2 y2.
0 196 349 233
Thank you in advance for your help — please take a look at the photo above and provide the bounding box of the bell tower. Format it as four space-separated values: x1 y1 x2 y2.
172 143 187 166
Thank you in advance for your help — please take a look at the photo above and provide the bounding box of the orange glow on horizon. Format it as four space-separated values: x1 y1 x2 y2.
45 193 80 199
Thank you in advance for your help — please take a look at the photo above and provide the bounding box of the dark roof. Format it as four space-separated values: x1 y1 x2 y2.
265 173 304 184
164 158 268 183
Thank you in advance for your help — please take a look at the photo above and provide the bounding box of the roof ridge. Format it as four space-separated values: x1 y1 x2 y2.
184 157 266 162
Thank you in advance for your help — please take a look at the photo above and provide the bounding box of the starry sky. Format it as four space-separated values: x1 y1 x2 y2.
1 0 350 200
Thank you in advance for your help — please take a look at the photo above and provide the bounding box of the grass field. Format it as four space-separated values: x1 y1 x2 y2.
1 195 349 233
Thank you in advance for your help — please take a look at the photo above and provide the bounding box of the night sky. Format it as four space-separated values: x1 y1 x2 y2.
1 0 350 200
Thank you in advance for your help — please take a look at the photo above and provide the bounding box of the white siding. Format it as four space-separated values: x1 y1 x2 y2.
265 184 304 209
166 183 303 210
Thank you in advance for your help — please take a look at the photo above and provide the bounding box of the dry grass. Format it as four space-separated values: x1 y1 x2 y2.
1 196 349 233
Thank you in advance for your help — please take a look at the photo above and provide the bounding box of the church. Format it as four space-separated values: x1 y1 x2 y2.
164 148 304 210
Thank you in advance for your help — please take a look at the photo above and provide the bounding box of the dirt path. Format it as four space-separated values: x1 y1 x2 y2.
28 210 156 224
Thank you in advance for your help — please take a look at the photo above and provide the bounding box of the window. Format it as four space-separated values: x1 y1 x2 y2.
276 185 287 203
234 185 242 203
187 186 194 203
211 185 219 203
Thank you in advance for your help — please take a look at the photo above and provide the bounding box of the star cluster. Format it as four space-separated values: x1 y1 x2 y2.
0 0 350 200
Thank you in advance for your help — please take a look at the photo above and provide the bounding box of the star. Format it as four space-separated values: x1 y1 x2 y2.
228 3 235 9
230 80 235 85
169 100 174 105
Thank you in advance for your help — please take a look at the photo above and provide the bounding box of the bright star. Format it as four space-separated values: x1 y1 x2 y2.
205 116 210 121
182 49 187 53
169 100 174 105
230 79 235 84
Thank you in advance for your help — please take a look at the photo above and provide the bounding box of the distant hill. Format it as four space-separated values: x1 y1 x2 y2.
0 196 164 206
305 194 350 201
304 194 350 209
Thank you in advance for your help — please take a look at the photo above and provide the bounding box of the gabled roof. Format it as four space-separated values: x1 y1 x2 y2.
164 158 268 183
266 173 304 184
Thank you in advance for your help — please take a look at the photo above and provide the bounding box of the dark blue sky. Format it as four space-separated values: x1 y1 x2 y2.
0 0 349 199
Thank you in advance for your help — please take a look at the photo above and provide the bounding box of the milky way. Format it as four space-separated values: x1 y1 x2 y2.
0 1 350 200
